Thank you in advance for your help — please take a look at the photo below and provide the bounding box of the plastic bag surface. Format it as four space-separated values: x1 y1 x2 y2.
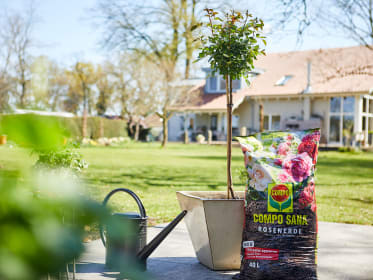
236 129 320 280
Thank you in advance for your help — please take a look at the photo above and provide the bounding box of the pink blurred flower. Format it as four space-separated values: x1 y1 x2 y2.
311 202 317 212
274 158 282 166
299 131 320 164
277 171 293 183
282 152 313 182
302 131 321 143
277 142 290 156
299 187 313 209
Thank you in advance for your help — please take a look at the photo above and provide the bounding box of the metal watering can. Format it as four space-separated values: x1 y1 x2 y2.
100 188 187 270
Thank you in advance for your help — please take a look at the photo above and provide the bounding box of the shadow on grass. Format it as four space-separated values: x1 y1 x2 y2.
320 195 373 205
86 167 227 189
180 155 243 162
318 157 373 169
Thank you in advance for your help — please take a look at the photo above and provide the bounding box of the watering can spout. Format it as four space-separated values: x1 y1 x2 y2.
137 210 187 262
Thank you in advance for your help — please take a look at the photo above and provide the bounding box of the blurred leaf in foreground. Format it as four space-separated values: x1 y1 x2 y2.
0 114 66 150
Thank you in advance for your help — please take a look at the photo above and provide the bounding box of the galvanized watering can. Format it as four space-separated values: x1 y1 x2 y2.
100 188 187 270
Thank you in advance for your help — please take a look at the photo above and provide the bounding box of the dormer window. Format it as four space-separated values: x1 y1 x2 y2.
275 75 293 86
205 73 241 93
208 75 218 91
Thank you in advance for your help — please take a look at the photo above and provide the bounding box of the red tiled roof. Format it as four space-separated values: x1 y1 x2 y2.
172 45 373 112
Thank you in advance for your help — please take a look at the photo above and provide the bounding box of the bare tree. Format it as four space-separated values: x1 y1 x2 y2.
273 0 373 77
112 54 160 141
5 5 37 108
94 0 224 79
96 62 115 116
95 0 235 145
46 61 69 111
65 62 98 137
0 18 13 112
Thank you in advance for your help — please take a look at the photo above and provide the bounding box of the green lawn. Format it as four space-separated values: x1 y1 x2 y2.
1 143 372 230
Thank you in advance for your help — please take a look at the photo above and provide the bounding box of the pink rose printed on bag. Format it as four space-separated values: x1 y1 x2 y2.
236 129 320 280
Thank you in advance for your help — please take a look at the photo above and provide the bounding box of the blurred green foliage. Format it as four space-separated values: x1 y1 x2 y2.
0 114 145 280
0 173 107 280
0 114 66 150
0 114 128 141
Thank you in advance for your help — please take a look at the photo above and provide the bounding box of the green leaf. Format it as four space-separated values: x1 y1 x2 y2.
280 197 292 211
269 196 281 211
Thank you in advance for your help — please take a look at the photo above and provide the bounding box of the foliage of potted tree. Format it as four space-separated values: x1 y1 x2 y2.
177 9 266 270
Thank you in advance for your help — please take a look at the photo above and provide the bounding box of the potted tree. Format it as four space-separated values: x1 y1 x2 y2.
176 9 266 270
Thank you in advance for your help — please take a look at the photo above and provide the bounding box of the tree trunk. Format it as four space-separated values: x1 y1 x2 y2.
134 122 140 141
82 108 88 138
162 115 168 147
99 118 104 138
20 80 27 108
184 130 189 144
225 76 235 199
259 103 264 132
127 116 134 137
185 58 190 79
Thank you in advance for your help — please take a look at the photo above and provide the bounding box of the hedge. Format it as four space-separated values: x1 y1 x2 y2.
0 114 127 140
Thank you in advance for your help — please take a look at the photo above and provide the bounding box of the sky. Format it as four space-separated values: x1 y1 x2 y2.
0 0 359 67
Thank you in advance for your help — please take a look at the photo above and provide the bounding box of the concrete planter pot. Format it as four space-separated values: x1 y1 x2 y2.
176 191 244 270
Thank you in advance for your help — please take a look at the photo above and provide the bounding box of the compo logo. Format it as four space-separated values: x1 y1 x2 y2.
268 183 293 212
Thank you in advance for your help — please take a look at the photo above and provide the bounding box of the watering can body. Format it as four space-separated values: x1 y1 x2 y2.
105 212 147 268
100 188 187 271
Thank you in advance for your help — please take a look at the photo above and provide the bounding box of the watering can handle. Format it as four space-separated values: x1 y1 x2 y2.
100 188 147 247
102 188 147 218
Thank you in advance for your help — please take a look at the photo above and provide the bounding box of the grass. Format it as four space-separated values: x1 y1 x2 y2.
0 143 372 232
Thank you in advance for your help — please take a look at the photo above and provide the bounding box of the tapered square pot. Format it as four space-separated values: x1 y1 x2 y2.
176 191 244 270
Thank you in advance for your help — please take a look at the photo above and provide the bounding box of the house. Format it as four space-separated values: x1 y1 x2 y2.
168 45 373 147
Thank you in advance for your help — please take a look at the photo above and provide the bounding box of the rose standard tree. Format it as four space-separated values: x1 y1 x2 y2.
197 9 266 199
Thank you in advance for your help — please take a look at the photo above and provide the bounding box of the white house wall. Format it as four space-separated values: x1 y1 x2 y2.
234 99 251 129
234 97 323 132
168 113 183 141
168 95 363 145
262 99 304 120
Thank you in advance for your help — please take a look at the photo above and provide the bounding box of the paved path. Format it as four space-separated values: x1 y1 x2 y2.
75 222 373 280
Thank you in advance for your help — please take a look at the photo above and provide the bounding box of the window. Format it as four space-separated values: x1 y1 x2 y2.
206 73 241 93
329 97 355 144
275 75 293 86
363 98 367 113
219 78 226 91
272 116 281 130
264 115 280 131
362 95 373 146
208 76 217 91
180 116 185 131
329 116 340 142
263 116 269 130
343 96 354 113
232 115 239 128
330 97 341 113
211 115 217 130
232 79 241 89
189 118 194 130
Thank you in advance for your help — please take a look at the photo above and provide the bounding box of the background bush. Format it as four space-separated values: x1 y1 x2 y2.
0 114 127 140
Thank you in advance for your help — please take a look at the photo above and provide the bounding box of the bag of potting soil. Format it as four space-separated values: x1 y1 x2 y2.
236 129 320 280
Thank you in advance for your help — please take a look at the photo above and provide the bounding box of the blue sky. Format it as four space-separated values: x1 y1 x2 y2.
1 0 359 66
1 0 105 65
